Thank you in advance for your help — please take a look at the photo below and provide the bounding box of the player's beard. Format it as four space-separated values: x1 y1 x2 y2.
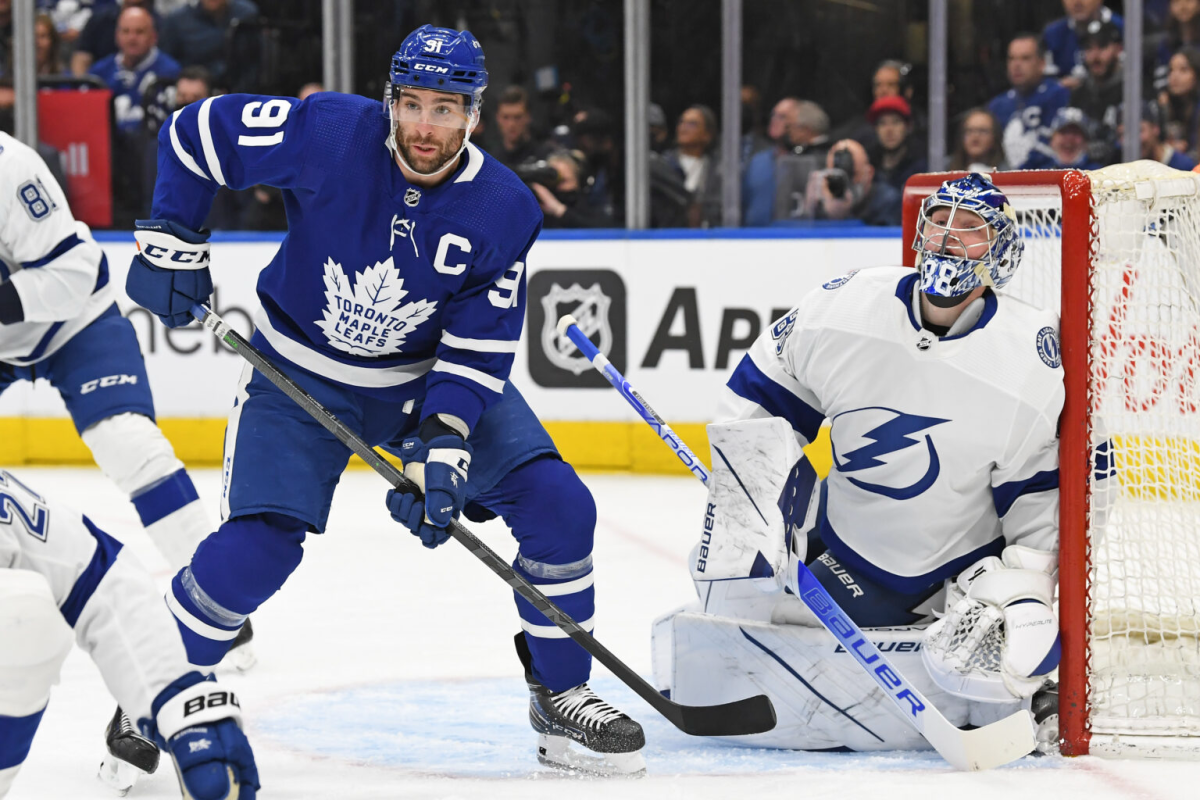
398 128 466 175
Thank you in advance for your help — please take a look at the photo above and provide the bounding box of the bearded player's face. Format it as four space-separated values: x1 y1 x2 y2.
393 88 471 174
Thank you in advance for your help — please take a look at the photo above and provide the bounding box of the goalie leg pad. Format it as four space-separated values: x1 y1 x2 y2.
653 609 970 751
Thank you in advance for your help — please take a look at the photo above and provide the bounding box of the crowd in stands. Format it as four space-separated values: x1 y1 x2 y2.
0 1 1197 231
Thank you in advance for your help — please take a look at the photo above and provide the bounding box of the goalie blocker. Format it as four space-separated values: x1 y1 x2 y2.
653 418 1056 752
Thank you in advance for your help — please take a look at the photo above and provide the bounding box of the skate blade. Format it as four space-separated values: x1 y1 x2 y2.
536 734 647 778
217 642 258 673
98 755 144 796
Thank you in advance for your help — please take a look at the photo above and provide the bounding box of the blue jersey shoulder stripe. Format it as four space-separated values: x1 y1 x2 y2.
992 469 1059 518
726 353 825 442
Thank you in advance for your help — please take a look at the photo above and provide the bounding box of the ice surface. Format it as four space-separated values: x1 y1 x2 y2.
5 468 1198 799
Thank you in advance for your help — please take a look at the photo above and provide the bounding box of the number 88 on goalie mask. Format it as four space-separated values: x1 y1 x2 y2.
913 173 1024 302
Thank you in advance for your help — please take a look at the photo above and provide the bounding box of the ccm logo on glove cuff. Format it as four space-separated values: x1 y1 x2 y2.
134 229 212 271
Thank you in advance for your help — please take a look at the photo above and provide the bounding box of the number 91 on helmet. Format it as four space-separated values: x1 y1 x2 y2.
385 24 488 131
912 173 1025 302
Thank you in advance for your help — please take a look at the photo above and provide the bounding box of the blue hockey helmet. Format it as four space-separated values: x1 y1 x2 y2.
387 25 488 118
912 173 1024 299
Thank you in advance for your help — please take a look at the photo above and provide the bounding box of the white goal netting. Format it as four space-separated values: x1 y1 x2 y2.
1001 162 1200 756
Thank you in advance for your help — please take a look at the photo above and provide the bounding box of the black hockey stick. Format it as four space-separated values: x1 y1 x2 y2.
189 304 776 738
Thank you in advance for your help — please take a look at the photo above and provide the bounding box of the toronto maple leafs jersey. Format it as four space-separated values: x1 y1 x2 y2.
718 267 1064 592
0 470 192 724
154 92 541 431
0 132 114 364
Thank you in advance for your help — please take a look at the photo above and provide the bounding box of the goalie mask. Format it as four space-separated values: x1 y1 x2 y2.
385 25 488 177
913 173 1024 301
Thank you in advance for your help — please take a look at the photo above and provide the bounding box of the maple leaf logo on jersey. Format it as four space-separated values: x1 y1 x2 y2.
315 257 437 356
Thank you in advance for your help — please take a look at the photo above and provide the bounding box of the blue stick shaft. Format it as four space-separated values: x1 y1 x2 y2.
560 318 710 484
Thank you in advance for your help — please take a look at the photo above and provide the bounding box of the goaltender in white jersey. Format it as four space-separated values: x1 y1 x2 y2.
654 174 1082 754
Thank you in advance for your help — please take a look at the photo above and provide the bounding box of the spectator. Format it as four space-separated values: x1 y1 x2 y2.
664 104 722 228
648 102 670 153
740 84 771 164
160 0 258 92
831 59 924 152
1160 47 1200 158
1138 100 1198 169
71 0 156 76
35 12 67 76
743 97 832 225
867 95 927 194
1070 18 1123 165
802 138 900 227
42 0 95 45
948 108 1010 172
1154 0 1200 91
297 81 323 101
1022 107 1104 169
989 33 1071 171
1042 0 1124 88
88 5 178 132
530 149 611 228
492 85 549 170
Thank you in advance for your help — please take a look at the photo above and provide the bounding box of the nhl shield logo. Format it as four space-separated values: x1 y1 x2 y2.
541 283 612 375
404 187 421 207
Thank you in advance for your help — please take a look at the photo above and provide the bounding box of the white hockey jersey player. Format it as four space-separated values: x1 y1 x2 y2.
654 174 1065 754
0 131 112 361
0 471 258 798
720 263 1063 590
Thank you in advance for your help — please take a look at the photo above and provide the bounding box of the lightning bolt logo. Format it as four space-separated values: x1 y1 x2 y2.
831 408 950 500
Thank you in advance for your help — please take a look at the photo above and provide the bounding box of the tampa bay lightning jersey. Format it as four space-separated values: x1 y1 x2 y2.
0 132 113 364
153 92 541 431
718 267 1065 593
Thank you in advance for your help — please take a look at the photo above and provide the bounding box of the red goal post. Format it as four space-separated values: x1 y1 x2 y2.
901 166 1200 759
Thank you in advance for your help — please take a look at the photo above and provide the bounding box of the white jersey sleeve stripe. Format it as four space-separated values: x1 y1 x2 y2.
440 331 520 353
431 360 505 393
169 110 211 182
197 97 228 187
726 353 825 442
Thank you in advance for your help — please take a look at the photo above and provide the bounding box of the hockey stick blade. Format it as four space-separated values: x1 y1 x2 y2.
190 304 777 738
560 315 1037 769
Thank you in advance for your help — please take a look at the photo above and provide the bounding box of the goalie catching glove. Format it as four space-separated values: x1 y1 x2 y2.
922 545 1060 702
141 672 259 800
386 414 473 548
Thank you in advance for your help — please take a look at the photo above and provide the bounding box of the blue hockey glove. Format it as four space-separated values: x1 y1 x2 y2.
128 219 212 328
143 672 259 800
386 416 473 549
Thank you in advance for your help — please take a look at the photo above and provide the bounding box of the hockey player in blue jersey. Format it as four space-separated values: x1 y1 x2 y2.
125 25 646 775
653 174 1070 754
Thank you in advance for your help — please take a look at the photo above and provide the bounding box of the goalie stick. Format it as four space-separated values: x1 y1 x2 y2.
558 314 1037 771
188 304 776 738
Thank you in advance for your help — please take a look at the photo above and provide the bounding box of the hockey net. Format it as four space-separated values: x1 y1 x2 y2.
902 162 1200 758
